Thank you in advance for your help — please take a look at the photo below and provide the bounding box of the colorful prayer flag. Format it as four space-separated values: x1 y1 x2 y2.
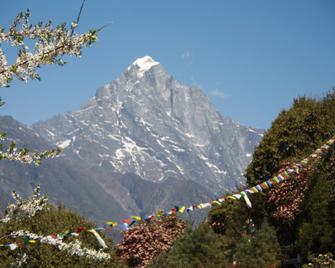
260 182 269 190
266 180 273 188
88 229 108 249
179 206 186 213
8 243 18 251
232 194 241 199
106 221 118 227
186 206 193 213
212 200 221 206
255 185 263 192
272 176 280 183
122 218 132 224
241 191 252 208
131 216 141 221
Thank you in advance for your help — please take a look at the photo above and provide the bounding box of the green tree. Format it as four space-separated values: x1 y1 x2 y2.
150 224 227 268
235 220 280 268
297 147 335 258
246 94 335 186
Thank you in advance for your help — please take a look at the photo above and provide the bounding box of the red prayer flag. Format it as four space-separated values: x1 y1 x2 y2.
122 218 132 224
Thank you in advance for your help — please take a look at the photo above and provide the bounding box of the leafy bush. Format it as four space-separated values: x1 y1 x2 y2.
235 220 280 268
150 223 227 268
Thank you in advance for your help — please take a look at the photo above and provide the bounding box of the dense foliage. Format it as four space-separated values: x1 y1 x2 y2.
297 146 335 258
206 90 335 266
208 200 280 267
246 90 335 260
234 220 280 268
150 223 227 268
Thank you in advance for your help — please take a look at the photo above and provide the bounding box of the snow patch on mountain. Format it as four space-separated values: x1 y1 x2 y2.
46 129 55 137
130 56 159 78
56 139 71 149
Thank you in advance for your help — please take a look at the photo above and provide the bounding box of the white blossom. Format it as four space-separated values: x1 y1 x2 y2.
0 9 97 87
10 230 111 261
0 134 60 165
0 10 94 165
0 185 49 223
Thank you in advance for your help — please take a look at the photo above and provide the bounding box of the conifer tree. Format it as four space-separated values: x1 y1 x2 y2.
235 220 280 268
297 147 335 258
150 224 227 268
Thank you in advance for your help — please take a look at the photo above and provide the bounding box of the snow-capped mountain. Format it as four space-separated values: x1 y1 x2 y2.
33 56 263 197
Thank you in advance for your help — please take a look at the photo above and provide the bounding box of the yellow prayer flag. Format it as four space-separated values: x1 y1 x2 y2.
106 221 118 227
197 203 205 209
131 216 141 221
156 209 164 217
273 176 280 184
249 187 257 193
212 200 221 206
179 206 186 213
261 182 269 189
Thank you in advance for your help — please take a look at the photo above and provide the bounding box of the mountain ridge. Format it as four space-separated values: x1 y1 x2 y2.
0 56 263 223
33 56 263 194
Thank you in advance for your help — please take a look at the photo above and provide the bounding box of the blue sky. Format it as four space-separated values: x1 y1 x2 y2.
0 0 334 129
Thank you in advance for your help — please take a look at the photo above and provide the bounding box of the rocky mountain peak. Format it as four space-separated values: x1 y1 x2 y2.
95 55 173 106
32 56 263 200
1 56 264 224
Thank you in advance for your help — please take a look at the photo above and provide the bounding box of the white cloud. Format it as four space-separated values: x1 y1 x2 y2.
210 89 225 101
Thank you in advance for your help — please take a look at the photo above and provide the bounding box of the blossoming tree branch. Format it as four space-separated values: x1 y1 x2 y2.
0 8 97 165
